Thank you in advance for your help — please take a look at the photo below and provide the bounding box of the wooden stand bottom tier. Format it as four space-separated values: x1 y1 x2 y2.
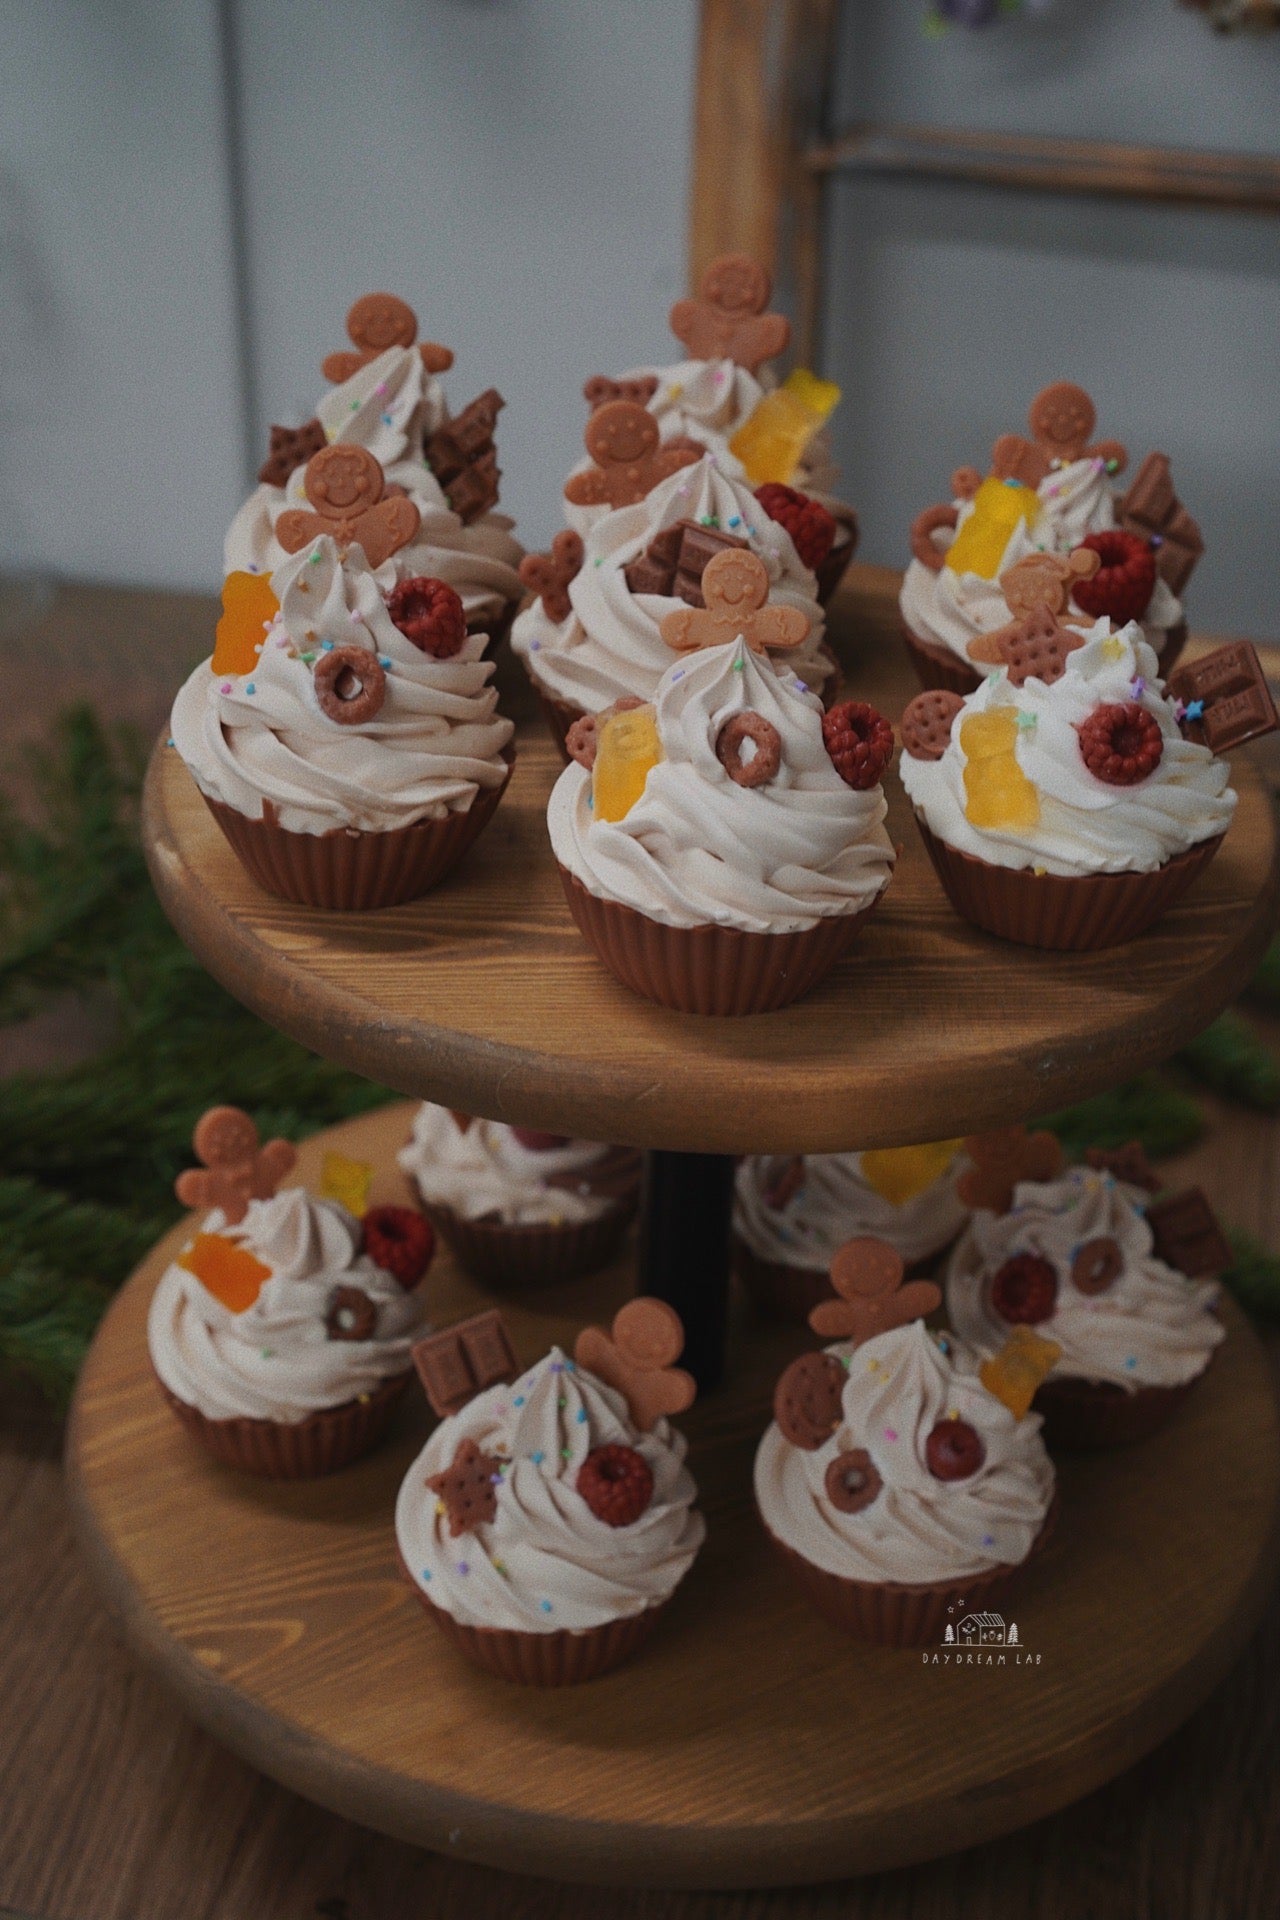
65 1109 1280 1891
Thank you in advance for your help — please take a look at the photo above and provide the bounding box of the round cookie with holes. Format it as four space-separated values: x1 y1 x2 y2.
898 617 1235 950
394 1302 704 1686
546 634 896 1014
149 1109 433 1478
946 1161 1224 1449
754 1248 1056 1647
171 516 514 910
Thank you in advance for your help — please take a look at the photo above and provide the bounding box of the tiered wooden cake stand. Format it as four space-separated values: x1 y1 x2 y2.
66 573 1280 1889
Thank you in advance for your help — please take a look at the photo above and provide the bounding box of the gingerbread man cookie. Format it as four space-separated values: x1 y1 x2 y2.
574 1298 696 1433
658 548 809 656
275 446 421 571
668 254 791 373
958 1126 1065 1215
563 401 700 510
808 1237 942 1346
519 529 585 623
174 1105 297 1228
321 292 453 385
991 381 1128 490
966 549 1099 665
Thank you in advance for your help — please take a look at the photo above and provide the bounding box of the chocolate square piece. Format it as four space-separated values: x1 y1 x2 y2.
425 390 505 521
1168 643 1279 753
623 519 748 607
1119 452 1205 596
445 452 501 525
1145 1188 1233 1277
412 1309 519 1417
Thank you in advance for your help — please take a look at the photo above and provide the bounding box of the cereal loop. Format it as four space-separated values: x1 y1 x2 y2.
314 645 387 725
716 710 781 788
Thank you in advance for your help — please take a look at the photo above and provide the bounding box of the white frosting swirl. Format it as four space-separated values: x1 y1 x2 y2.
512 453 828 711
946 1167 1223 1392
735 1150 970 1270
225 345 523 626
171 536 513 836
754 1321 1055 1585
398 1104 627 1226
395 1347 704 1632
548 638 895 934
148 1189 427 1422
900 461 1183 665
899 620 1234 878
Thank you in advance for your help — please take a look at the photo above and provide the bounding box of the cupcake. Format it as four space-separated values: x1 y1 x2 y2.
396 1299 704 1684
229 292 524 649
150 1106 433 1477
733 1141 970 1321
171 449 515 911
514 447 836 755
547 596 896 1015
946 1141 1226 1448
398 1104 642 1287
562 256 856 598
755 1236 1057 1646
898 615 1236 950
900 381 1199 693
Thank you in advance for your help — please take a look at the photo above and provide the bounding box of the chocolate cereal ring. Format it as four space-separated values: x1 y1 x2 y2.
313 645 387 725
565 712 600 771
716 710 781 788
326 1285 378 1342
824 1448 882 1514
1072 1235 1124 1296
901 689 964 761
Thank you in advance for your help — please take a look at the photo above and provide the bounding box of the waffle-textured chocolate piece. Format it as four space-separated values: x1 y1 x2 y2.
426 389 504 523
1168 643 1279 753
259 418 326 488
1118 453 1204 596
411 1309 519 1417
623 518 748 605
1145 1188 1232 1278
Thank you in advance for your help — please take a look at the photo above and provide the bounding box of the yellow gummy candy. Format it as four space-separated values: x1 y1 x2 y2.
212 571 279 676
592 704 663 823
860 1139 965 1208
320 1151 373 1218
980 1326 1061 1421
177 1233 271 1315
728 368 842 487
961 709 1040 833
945 476 1040 581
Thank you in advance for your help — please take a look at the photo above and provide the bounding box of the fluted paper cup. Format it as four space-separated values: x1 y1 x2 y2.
425 1193 639 1290
155 1369 410 1479
1033 1366 1206 1449
814 502 859 607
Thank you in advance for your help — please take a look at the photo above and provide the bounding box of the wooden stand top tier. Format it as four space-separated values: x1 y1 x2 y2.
143 569 1280 1154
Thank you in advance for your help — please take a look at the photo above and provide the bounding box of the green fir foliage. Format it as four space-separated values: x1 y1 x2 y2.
1043 1073 1206 1163
1222 1230 1280 1325
1176 1011 1280 1113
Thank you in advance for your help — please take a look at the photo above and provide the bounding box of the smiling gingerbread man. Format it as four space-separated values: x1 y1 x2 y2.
275 445 421 570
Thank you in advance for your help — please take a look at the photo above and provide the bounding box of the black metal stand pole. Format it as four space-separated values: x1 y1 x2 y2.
637 1150 737 1392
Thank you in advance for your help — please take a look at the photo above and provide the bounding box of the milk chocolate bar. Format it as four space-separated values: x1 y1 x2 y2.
1168 643 1279 753
623 518 748 606
1119 453 1205 596
1145 1188 1232 1277
412 1309 519 1417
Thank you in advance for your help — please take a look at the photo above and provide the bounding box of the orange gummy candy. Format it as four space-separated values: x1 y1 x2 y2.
212 571 279 676
979 1325 1061 1420
177 1232 271 1314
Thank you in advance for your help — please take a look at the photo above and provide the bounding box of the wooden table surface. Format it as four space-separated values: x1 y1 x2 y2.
3 581 1280 1917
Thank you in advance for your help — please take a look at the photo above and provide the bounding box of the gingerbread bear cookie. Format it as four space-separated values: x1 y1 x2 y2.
174 1106 298 1228
668 254 791 373
991 381 1128 491
658 548 809 656
275 446 421 570
321 292 453 385
563 401 700 510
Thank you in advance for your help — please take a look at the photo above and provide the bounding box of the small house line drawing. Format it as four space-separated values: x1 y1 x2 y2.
956 1611 1008 1646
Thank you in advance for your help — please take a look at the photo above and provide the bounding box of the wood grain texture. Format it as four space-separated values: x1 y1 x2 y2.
63 1107 1280 1892
141 569 1280 1155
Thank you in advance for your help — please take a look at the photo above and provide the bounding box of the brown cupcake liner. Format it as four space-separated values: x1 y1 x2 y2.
914 816 1223 952
762 1495 1057 1649
901 619 983 697
558 865 881 1016
733 1234 951 1324
814 504 860 607
400 1551 671 1685
467 595 519 657
1033 1367 1204 1450
201 750 514 911
424 1193 640 1289
155 1368 411 1479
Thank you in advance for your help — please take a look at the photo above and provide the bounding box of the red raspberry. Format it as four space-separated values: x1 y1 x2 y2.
754 483 837 573
386 576 468 657
990 1253 1058 1326
821 700 894 790
925 1419 986 1482
361 1205 435 1289
1070 531 1157 625
1077 701 1164 786
510 1128 571 1151
576 1444 654 1528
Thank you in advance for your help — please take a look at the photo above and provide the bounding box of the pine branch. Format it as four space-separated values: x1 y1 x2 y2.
1222 1230 1280 1325
1177 1011 1280 1112
1043 1073 1205 1163
0 1257 112 1409
1245 936 1280 1012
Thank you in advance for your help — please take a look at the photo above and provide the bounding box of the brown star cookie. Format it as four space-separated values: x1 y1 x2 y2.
808 1237 941 1345
668 254 791 373
959 1126 1065 1215
519 529 584 623
966 550 1099 666
659 548 809 656
426 1436 503 1537
174 1106 297 1227
574 1297 696 1432
980 602 1086 688
563 401 700 510
276 445 420 570
259 418 326 489
321 292 453 385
